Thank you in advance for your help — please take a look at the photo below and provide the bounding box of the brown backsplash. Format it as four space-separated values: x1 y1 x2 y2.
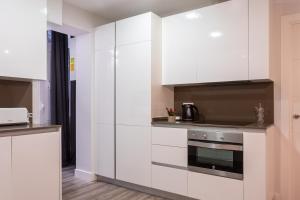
0 80 32 112
174 82 274 124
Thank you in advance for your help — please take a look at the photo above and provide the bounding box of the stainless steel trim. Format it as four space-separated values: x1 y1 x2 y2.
188 166 243 180
152 162 187 170
188 140 243 151
188 129 243 144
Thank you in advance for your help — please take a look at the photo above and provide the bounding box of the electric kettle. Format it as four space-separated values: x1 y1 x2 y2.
182 103 199 121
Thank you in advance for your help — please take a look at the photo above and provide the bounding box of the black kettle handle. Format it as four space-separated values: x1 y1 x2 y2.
192 105 199 120
192 105 199 113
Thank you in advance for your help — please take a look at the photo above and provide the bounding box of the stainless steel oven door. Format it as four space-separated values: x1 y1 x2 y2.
188 140 243 180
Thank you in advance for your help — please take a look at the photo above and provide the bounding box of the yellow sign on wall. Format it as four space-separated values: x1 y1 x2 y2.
70 57 75 72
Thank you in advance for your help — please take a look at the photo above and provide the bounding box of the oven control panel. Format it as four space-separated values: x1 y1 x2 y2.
188 130 243 144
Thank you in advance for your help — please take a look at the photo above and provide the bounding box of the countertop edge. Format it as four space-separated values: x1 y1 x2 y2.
0 124 61 137
151 122 272 133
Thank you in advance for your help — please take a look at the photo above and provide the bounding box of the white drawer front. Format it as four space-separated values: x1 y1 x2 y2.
152 145 187 167
152 164 187 196
188 172 243 200
152 127 187 147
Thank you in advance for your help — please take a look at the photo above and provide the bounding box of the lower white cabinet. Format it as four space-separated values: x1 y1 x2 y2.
12 132 61 200
152 164 187 196
116 125 151 187
244 132 266 200
0 137 12 200
151 127 187 147
152 145 187 167
95 124 115 178
188 172 243 200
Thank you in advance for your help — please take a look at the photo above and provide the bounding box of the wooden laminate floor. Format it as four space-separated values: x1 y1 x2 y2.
62 166 168 200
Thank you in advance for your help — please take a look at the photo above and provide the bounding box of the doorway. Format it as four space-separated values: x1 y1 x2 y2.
281 13 300 200
40 30 77 167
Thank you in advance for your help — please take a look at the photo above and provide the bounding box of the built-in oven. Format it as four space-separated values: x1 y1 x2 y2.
188 130 243 180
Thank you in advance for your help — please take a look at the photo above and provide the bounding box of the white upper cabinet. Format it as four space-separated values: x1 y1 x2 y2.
249 0 270 80
162 0 249 85
116 13 152 46
0 0 47 80
47 0 62 25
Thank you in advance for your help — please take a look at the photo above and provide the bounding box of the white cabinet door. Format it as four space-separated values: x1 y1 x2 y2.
249 0 270 80
162 0 248 85
95 50 115 125
116 125 151 187
152 145 187 167
0 0 47 80
94 23 115 178
0 137 12 200
95 23 116 52
152 165 187 196
244 132 266 200
95 124 115 178
12 132 60 200
116 42 151 126
152 127 187 147
188 172 243 200
116 13 152 46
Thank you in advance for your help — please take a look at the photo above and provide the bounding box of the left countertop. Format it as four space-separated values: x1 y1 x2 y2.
0 124 61 137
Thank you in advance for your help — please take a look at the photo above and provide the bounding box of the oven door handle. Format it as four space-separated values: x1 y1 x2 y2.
188 141 243 151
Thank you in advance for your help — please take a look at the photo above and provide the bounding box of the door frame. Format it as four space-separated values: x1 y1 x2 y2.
281 13 300 200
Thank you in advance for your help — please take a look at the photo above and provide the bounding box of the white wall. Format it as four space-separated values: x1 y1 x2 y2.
62 2 108 33
270 1 300 200
75 33 95 180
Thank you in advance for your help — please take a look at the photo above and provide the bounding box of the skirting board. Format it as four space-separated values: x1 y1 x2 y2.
75 169 97 182
97 175 197 200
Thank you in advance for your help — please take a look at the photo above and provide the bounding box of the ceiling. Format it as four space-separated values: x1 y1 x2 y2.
64 0 227 21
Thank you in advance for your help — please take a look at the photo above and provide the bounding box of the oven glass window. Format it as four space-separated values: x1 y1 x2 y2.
188 145 243 174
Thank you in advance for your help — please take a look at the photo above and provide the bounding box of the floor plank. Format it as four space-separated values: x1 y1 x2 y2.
62 167 167 200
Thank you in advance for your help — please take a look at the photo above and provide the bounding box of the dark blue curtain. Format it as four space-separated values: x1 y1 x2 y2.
50 31 73 167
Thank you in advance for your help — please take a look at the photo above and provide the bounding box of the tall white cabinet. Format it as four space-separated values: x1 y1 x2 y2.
115 13 173 187
0 0 47 80
94 23 116 179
